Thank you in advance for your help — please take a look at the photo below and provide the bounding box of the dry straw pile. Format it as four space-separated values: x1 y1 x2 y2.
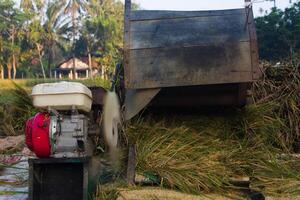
125 59 300 197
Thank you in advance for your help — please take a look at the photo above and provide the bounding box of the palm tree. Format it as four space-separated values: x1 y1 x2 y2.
44 0 69 78
20 0 44 13
84 0 124 79
20 0 49 79
64 0 87 79
20 0 34 12
267 0 277 8
77 0 105 79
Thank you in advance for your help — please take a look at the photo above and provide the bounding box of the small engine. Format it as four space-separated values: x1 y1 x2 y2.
25 82 96 158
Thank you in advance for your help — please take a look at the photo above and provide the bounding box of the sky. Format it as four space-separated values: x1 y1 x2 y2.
123 0 297 17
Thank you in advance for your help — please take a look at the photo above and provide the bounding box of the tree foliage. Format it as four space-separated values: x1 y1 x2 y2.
0 0 27 79
0 0 126 79
255 2 300 61
75 0 124 77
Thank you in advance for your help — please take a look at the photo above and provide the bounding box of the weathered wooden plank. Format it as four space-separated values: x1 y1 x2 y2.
130 9 245 21
124 0 131 87
127 42 253 89
130 14 248 49
126 145 136 185
247 7 261 80
124 0 131 50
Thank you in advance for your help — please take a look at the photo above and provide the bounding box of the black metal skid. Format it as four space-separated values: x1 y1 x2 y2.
28 157 91 200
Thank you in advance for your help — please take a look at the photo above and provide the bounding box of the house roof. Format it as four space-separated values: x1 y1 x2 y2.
56 57 98 71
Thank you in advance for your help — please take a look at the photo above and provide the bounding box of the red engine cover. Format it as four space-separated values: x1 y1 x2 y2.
25 113 51 158
25 117 34 151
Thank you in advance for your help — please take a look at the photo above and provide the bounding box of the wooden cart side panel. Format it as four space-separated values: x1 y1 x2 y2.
129 13 249 50
124 8 255 89
129 42 253 89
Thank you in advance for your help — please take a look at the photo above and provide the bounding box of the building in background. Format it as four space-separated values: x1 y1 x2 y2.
55 57 99 79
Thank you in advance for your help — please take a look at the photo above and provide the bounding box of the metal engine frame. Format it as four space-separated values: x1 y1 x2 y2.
49 111 94 158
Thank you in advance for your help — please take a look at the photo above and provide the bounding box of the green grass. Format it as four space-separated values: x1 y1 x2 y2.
0 191 28 195
0 77 110 90
0 79 28 90
24 77 110 88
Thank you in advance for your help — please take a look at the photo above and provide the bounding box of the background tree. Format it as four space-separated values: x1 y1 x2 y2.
44 0 70 78
25 20 47 78
0 0 140 79
255 2 300 61
63 0 87 79
80 0 124 78
0 0 26 79
74 23 99 78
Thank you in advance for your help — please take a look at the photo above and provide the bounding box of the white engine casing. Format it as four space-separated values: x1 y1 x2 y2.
31 82 92 112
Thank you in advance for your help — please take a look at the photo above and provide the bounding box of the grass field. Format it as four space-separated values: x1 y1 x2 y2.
0 79 28 89
0 77 110 90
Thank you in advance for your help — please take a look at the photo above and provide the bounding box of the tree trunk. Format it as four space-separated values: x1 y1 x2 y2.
88 50 93 79
0 64 4 79
289 43 294 58
11 25 16 79
48 47 53 79
7 62 12 79
12 53 16 79
72 10 76 80
72 53 76 80
36 43 46 79
101 65 105 79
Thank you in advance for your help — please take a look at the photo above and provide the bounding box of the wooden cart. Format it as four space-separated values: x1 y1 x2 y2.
123 0 260 120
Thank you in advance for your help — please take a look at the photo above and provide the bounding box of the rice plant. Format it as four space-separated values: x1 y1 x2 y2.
127 113 300 196
252 60 300 152
0 81 37 136
93 184 120 200
123 59 300 197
